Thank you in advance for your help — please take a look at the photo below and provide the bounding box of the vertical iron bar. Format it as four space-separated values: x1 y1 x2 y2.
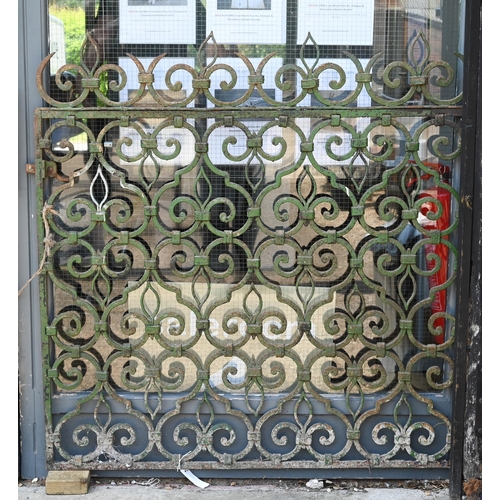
449 0 482 498
284 0 298 101
19 0 50 479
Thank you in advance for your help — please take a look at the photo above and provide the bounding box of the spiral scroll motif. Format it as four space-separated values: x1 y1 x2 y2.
37 31 460 471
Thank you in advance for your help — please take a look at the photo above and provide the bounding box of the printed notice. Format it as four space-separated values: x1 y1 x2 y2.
119 0 196 44
206 0 286 44
297 1 375 46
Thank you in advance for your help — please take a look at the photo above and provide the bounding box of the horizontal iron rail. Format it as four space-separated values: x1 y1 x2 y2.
48 459 450 471
36 107 462 120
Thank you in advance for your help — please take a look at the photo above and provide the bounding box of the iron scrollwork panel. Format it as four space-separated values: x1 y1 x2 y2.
35 32 462 471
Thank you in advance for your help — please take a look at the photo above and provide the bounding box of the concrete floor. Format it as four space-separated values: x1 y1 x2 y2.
18 479 451 500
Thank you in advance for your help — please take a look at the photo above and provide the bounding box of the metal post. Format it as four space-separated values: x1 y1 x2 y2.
449 0 481 498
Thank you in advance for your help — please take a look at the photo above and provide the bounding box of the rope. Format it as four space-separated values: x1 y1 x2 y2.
18 204 58 298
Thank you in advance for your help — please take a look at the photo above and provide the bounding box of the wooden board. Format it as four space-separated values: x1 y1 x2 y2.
45 471 91 495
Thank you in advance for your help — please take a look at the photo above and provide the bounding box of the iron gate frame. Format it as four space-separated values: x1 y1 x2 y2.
25 13 474 490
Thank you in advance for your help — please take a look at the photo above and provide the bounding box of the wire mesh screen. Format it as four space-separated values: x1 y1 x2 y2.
40 0 463 471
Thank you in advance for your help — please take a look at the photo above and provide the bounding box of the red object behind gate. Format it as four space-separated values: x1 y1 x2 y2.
408 162 451 345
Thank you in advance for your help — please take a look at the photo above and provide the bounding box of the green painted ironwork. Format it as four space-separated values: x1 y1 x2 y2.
35 32 462 471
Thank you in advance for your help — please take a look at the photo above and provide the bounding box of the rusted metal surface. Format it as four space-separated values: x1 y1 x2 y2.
34 32 463 474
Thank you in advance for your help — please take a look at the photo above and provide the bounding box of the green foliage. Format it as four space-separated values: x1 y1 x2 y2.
49 5 85 66
49 0 84 9
238 44 286 59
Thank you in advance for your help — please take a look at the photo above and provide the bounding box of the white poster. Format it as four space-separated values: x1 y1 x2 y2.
119 0 196 45
296 58 371 166
297 0 375 46
206 57 286 167
206 0 286 44
118 57 196 168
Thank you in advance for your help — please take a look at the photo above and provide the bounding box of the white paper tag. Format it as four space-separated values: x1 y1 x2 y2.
180 469 210 489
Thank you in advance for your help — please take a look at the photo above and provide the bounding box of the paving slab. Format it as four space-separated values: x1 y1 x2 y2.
18 481 450 500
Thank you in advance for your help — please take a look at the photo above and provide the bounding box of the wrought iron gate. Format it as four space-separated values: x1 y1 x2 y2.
34 30 463 475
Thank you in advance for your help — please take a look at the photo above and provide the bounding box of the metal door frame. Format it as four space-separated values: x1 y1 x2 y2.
18 1 481 498
449 0 482 497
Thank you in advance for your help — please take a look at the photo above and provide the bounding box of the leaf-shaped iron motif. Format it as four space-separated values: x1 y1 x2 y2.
296 268 315 309
245 378 265 417
90 163 109 213
144 371 162 420
91 269 111 309
196 393 215 433
299 32 320 73
398 267 417 310
138 153 161 192
408 31 430 75
140 281 161 323
243 284 263 321
348 151 370 193
345 283 365 319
